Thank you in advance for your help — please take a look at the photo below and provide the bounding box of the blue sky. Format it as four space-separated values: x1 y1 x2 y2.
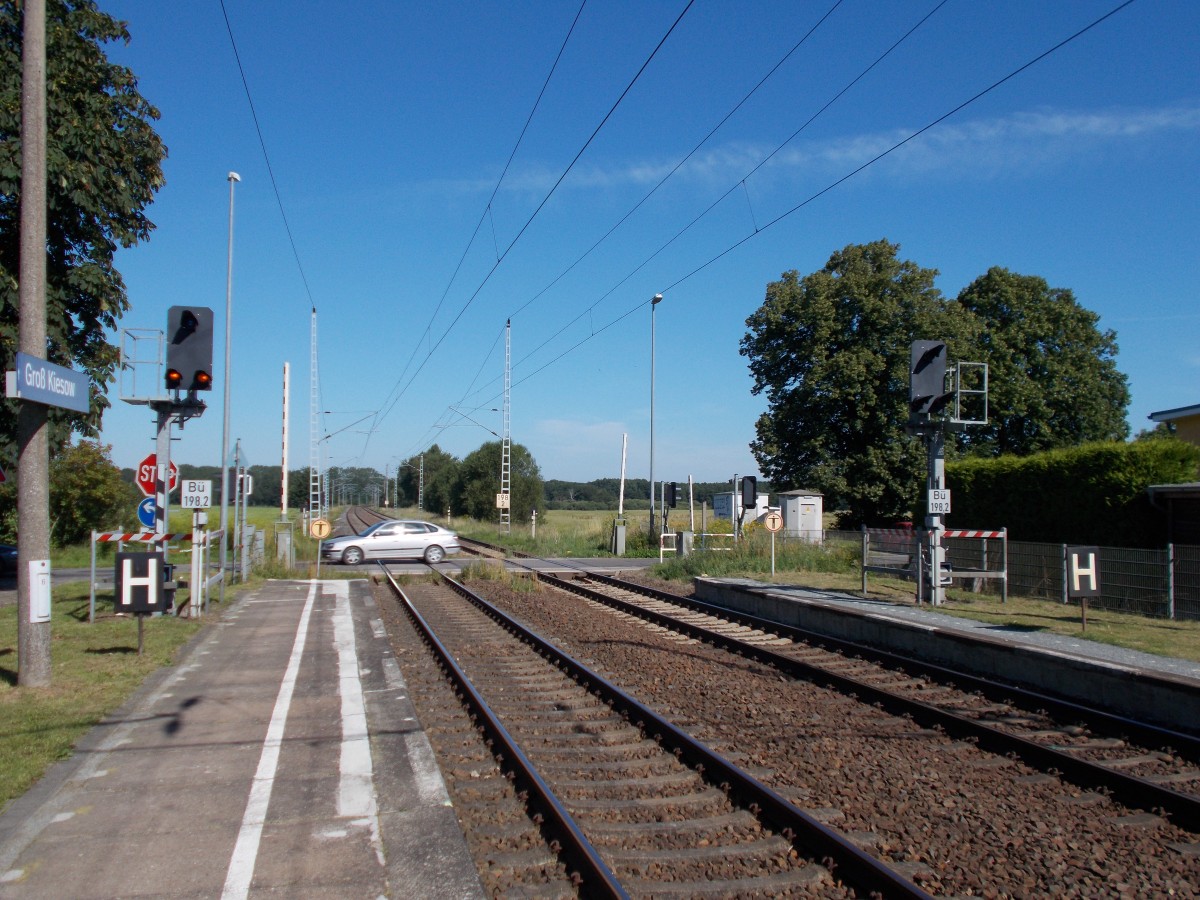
96 0 1199 484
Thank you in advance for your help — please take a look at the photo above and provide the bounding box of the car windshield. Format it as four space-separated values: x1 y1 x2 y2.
358 521 395 537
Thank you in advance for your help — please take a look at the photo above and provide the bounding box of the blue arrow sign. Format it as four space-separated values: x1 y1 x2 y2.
137 497 156 529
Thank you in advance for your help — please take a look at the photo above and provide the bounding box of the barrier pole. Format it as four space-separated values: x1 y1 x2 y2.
89 530 97 624
861 526 868 595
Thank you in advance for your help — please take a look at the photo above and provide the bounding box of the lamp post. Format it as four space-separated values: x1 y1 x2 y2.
649 293 663 536
218 171 239 603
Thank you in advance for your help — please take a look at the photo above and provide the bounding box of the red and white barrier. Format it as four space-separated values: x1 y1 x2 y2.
94 531 193 543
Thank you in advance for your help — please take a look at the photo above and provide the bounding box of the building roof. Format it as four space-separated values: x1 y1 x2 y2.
1148 403 1200 422
776 489 824 496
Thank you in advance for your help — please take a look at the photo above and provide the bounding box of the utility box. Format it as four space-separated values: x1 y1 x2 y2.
778 490 824 543
713 492 771 522
675 531 694 557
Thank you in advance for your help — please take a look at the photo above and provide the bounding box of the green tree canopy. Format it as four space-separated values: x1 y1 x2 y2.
48 440 136 544
0 0 167 458
955 267 1129 456
740 240 976 526
452 441 543 522
741 243 1132 527
397 445 459 515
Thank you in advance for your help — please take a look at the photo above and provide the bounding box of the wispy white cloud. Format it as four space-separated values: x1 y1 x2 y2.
493 103 1200 196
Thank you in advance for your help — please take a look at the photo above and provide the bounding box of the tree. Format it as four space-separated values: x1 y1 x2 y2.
955 268 1129 456
740 240 975 526
452 441 543 521
398 446 458 515
0 1 166 457
48 440 136 545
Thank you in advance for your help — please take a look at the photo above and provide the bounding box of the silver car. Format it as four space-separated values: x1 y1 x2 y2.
321 519 461 565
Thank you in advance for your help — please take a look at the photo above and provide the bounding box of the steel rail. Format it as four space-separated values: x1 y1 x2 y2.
461 534 1200 757
578 568 1200 756
421 564 935 900
376 564 627 900
530 567 1200 835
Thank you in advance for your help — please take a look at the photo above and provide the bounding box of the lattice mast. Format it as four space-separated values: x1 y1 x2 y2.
308 308 322 522
500 319 512 532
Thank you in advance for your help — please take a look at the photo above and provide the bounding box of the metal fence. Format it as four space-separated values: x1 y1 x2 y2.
829 530 1200 621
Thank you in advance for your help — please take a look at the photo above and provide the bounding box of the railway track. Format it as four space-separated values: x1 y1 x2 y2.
534 567 1200 826
375 563 932 899
438 541 1200 895
348 510 1198 893
458 533 1200 815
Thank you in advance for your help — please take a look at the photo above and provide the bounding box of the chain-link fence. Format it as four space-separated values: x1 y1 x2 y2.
829 528 1199 621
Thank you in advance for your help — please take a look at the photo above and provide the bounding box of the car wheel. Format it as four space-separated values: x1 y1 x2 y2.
424 545 445 564
342 546 364 566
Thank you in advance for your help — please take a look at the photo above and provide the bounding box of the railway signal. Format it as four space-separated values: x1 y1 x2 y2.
909 340 954 417
165 306 215 392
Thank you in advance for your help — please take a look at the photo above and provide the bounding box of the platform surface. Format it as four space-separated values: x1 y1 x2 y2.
0 579 484 899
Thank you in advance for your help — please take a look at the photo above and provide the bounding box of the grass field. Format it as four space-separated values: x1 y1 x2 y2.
0 583 205 808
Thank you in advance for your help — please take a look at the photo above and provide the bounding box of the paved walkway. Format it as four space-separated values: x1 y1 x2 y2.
0 579 484 899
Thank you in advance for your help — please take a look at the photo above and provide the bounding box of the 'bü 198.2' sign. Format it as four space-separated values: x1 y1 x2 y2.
5 352 89 414
182 480 213 509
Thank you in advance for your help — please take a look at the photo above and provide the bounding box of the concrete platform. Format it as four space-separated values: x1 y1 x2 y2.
0 579 484 899
695 577 1200 736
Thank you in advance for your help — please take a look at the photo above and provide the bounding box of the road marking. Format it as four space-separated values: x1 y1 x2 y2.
221 581 318 900
332 582 384 865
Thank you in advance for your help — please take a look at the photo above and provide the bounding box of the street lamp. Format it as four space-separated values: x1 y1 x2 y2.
218 171 239 603
649 293 663 536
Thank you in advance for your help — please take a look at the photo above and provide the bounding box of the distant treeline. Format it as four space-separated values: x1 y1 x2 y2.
119 465 771 514
543 478 771 511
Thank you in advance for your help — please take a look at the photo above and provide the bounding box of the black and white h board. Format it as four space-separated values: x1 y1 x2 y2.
1066 546 1101 599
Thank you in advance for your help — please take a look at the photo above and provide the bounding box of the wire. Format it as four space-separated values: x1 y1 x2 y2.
465 0 949 404
374 1 589 426
218 0 317 313
504 0 849 324
435 0 1140 431
369 0 698 440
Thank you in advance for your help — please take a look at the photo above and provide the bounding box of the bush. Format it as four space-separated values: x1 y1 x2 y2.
947 439 1200 546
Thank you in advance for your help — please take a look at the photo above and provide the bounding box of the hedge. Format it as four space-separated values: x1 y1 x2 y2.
945 440 1200 547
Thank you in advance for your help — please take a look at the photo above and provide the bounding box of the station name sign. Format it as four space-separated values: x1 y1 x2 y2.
5 352 89 413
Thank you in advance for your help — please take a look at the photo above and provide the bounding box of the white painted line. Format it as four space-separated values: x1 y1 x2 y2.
221 581 318 900
404 732 452 806
331 583 384 865
381 657 404 690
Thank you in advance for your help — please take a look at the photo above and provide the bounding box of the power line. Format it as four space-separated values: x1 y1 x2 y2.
464 0 950 405
376 1 589 425
369 0 698 440
447 0 1140 426
218 0 317 313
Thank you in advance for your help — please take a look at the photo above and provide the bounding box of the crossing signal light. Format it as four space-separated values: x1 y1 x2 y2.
165 306 215 392
909 340 953 417
664 482 678 508
741 475 757 509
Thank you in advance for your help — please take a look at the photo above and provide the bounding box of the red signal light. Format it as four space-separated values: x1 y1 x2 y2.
194 370 213 389
165 368 183 389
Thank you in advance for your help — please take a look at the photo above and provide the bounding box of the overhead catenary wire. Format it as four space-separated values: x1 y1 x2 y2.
446 0 1139 427
373 0 589 429
368 0 698 447
219 0 317 314
458 0 951 409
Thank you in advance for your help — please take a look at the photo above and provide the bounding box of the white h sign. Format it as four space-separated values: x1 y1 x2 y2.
1067 546 1101 598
